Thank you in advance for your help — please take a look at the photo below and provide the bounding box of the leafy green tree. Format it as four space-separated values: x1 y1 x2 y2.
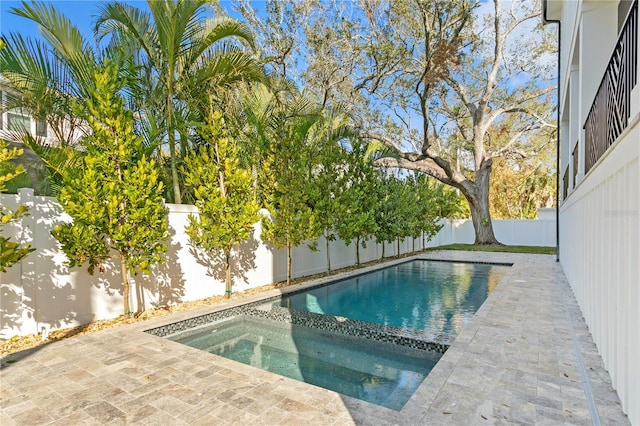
260 98 321 285
183 104 259 299
0 141 35 272
227 81 300 201
398 178 423 254
0 3 139 197
52 63 168 315
304 108 352 272
374 176 408 258
411 174 451 248
334 141 379 265
95 0 264 204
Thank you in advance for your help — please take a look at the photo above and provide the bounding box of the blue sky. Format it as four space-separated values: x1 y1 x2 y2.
1 1 250 47
1 1 135 42
0 1 235 41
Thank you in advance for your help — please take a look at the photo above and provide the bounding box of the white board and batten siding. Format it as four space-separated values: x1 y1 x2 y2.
559 119 640 424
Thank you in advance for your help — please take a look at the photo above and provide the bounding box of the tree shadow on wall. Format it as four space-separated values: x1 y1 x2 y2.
151 224 186 308
187 236 259 295
0 198 119 339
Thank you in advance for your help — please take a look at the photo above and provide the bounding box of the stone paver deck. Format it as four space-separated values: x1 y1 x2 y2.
0 251 630 425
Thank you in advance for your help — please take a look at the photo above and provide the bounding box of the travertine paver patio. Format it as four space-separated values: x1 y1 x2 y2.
0 251 630 425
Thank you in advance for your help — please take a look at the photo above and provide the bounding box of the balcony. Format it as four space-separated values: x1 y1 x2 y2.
584 0 638 174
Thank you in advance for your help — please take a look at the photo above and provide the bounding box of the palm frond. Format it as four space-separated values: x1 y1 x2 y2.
95 1 155 61
11 1 97 98
197 16 256 55
365 140 396 161
21 134 84 195
189 50 266 92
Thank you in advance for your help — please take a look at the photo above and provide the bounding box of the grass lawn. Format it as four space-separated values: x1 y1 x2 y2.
431 244 557 255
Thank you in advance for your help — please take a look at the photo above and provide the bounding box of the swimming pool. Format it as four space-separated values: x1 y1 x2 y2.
154 259 510 409
169 315 441 410
278 259 509 339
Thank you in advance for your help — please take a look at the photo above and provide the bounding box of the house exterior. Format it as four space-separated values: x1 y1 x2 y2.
544 0 639 423
1 74 89 150
1 74 90 193
0 75 58 147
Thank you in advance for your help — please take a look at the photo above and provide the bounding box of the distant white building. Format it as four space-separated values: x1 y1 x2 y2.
544 0 639 423
0 75 56 146
0 74 87 148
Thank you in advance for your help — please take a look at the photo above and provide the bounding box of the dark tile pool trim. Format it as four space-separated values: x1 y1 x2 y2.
145 302 263 337
146 301 449 354
253 305 450 353
145 258 512 354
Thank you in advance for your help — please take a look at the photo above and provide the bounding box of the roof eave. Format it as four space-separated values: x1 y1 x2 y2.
542 0 563 23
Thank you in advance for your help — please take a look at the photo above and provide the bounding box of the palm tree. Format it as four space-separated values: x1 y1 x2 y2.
0 2 100 143
94 0 265 203
0 2 111 194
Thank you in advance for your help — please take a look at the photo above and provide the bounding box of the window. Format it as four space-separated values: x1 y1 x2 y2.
36 118 47 137
6 108 30 132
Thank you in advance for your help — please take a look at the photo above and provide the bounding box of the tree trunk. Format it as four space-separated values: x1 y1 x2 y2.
251 164 259 197
464 162 501 245
135 277 145 313
120 256 131 315
325 231 331 273
355 237 361 266
286 242 292 286
167 86 181 204
224 249 232 299
397 237 400 258
169 134 181 204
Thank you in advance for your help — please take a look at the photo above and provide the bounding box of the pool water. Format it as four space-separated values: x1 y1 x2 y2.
278 259 509 338
164 259 510 410
169 316 441 410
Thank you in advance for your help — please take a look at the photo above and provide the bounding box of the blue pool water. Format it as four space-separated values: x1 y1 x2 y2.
278 260 509 338
169 316 441 410
165 259 510 409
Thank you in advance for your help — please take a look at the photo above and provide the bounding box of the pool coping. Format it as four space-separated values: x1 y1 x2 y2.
0 251 629 425
128 251 625 423
134 253 520 418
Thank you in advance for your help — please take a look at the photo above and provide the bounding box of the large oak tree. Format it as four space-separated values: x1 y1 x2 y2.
237 0 557 244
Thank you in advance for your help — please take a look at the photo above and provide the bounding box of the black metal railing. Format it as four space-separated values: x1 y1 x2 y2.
572 142 579 187
563 166 569 201
584 0 638 174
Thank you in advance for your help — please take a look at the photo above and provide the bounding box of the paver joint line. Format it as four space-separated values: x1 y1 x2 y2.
559 275 602 426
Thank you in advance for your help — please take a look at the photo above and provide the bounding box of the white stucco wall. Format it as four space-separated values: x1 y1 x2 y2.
1 193 556 339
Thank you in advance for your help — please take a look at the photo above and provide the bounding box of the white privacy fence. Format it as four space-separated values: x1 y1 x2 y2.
1 190 556 338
